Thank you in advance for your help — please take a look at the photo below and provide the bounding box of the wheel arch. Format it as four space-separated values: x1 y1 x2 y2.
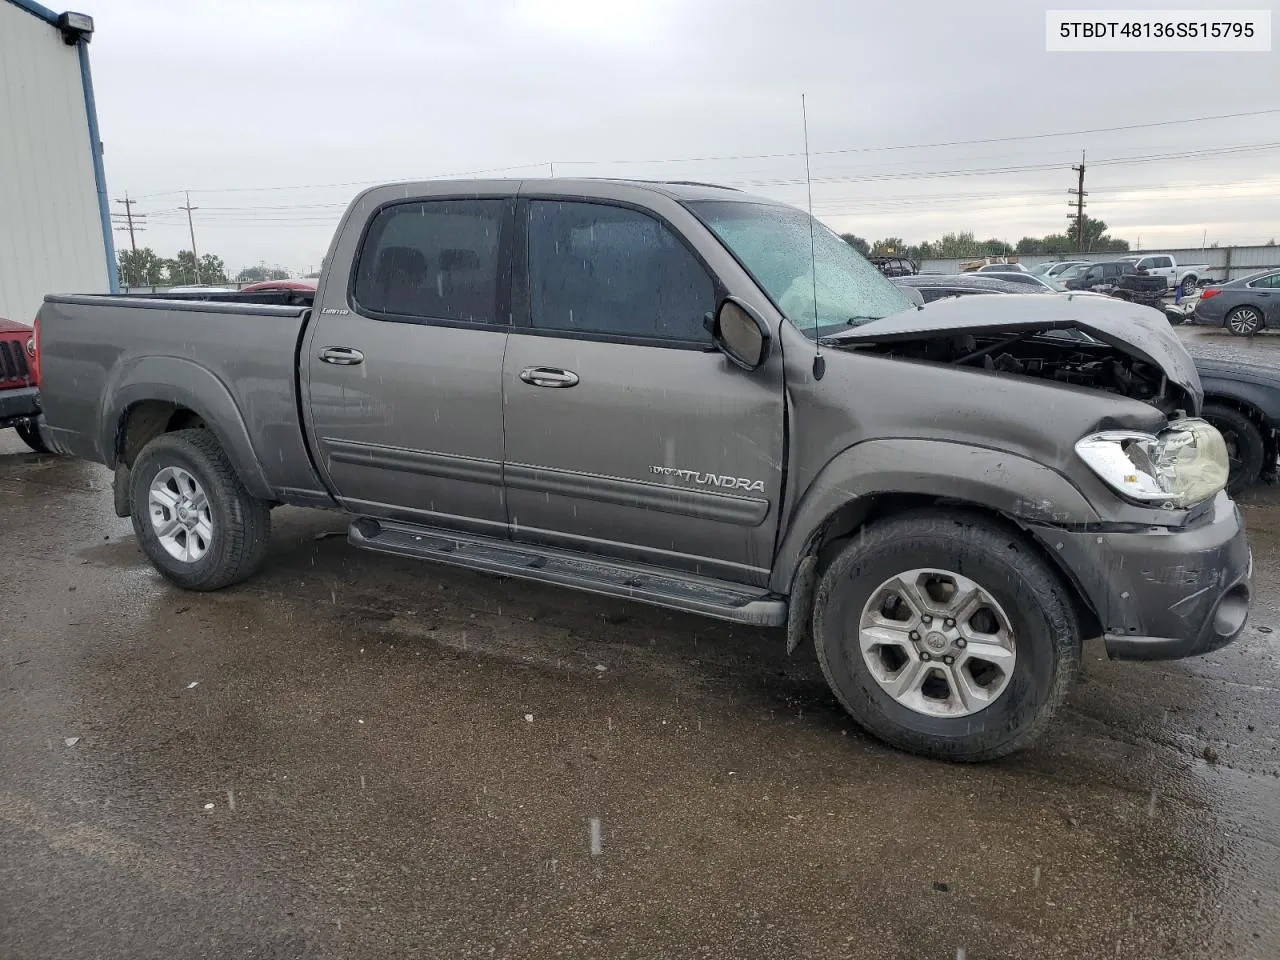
104 358 272 499
776 441 1104 652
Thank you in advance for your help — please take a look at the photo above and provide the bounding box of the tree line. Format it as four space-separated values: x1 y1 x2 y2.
117 247 292 287
841 215 1130 262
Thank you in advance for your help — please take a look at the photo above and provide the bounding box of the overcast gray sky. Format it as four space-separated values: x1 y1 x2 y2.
88 0 1279 274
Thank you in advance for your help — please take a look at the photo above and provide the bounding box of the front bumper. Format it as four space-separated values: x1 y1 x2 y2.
0 386 40 427
1029 491 1252 660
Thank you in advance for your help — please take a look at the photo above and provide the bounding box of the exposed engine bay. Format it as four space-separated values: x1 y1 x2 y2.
846 328 1184 415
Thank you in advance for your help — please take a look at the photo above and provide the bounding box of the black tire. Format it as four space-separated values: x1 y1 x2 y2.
1181 275 1198 294
812 510 1080 762
14 420 49 453
1201 402 1266 495
1226 305 1264 337
128 429 271 591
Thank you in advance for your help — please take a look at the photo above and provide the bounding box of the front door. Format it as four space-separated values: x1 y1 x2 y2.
304 194 513 536
500 198 785 586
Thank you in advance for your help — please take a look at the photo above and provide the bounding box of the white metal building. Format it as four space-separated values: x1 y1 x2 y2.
0 0 115 324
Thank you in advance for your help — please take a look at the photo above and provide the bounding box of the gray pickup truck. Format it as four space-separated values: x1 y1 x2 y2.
34 179 1252 762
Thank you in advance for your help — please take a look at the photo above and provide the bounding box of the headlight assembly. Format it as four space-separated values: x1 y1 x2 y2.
1075 417 1229 509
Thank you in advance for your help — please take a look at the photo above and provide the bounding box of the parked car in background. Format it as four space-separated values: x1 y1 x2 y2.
239 279 318 293
1120 254 1211 293
0 316 45 451
33 177 1251 762
1064 260 1167 308
1194 357 1280 493
1032 260 1090 281
975 261 1027 273
1192 269 1280 336
979 271 1065 292
866 255 918 278
892 274 1050 302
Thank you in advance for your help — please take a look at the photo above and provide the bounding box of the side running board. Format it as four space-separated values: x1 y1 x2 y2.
348 518 787 627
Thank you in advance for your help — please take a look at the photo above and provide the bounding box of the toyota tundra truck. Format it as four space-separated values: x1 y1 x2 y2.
33 179 1252 762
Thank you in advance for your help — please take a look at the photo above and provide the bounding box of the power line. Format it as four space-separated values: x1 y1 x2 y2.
130 107 1280 198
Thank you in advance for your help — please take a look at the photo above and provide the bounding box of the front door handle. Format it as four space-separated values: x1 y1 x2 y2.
320 346 364 365
519 366 579 388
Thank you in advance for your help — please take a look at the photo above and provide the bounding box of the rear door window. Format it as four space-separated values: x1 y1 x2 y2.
353 199 506 324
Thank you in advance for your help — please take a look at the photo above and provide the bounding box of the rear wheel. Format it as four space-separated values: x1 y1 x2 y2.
1181 274 1198 294
812 511 1080 762
14 420 48 453
1201 402 1266 494
1226 306 1264 336
128 429 270 590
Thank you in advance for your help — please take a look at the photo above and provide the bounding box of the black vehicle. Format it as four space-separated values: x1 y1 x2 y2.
1195 357 1280 493
867 255 918 278
894 274 1278 491
1064 260 1166 308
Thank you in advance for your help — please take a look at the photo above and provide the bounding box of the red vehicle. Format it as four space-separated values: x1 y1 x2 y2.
0 316 45 451
238 279 316 293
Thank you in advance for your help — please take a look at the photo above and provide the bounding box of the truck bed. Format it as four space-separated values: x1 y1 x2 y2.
36 295 330 504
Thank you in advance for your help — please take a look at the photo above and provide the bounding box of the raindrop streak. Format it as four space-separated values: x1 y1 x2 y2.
360 776 366 791
226 789 237 812
607 717 612 732
588 817 603 856
1032 865 1041 888
956 950 967 960
1147 789 1158 817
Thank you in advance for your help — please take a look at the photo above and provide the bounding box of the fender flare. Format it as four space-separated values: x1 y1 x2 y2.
102 356 273 499
770 439 1099 594
1201 377 1280 427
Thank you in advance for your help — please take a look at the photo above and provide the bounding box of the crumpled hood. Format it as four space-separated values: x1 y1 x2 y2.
825 292 1202 405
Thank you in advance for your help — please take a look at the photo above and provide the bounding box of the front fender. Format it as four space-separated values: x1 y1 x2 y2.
103 356 273 499
769 439 1099 593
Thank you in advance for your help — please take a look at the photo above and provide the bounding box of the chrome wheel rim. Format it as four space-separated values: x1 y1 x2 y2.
1228 308 1261 334
857 568 1017 718
148 466 214 563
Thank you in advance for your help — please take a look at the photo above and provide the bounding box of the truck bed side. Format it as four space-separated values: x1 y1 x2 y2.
37 295 332 506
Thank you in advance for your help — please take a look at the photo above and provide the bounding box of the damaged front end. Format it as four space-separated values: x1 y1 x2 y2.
824 293 1202 417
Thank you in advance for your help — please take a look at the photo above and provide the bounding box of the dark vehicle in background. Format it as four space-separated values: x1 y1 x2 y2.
0 316 46 452
891 273 1052 302
1192 269 1280 336
33 178 1252 763
867 255 918 278
139 280 317 308
1065 260 1167 308
1195 357 1280 493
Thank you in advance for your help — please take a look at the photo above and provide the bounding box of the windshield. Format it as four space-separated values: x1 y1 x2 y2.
688 200 914 337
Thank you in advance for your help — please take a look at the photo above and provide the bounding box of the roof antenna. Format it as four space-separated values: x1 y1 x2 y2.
802 94 825 381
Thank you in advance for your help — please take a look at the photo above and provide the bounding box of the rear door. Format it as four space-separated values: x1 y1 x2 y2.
499 194 785 586
303 188 514 535
1249 271 1280 323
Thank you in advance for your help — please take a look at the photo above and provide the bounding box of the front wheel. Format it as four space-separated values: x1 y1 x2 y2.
14 420 49 453
1201 402 1266 495
812 511 1080 762
128 429 271 590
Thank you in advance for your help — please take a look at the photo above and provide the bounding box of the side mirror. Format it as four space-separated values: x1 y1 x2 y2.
709 297 771 371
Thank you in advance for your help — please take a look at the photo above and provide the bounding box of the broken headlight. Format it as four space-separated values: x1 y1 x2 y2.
1075 417 1229 508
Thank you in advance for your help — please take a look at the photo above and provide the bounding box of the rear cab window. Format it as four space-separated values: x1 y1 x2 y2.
352 199 507 325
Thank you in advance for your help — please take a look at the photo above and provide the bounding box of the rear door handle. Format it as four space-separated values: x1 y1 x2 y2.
320 347 364 365
519 366 579 388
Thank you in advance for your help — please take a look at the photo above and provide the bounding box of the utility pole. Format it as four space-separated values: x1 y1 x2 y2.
1068 151 1087 253
180 191 200 283
113 193 144 253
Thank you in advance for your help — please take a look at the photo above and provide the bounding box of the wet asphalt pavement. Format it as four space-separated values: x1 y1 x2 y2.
2 324 1279 959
